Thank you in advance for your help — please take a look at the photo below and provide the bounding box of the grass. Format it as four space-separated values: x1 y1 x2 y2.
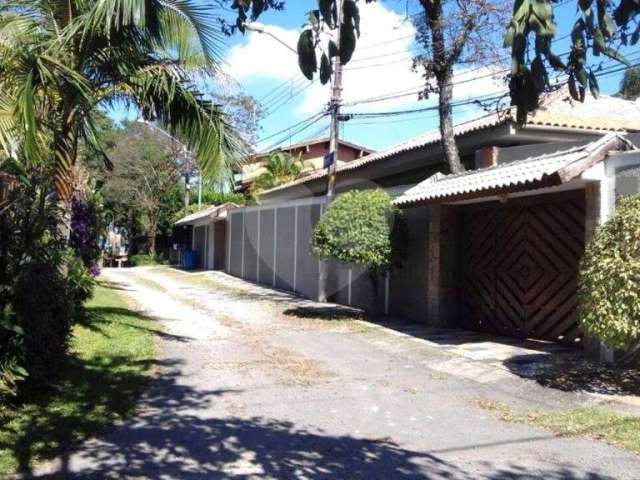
129 253 169 267
0 283 156 476
476 398 640 455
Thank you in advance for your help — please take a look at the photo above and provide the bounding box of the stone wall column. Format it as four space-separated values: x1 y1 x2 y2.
426 204 442 325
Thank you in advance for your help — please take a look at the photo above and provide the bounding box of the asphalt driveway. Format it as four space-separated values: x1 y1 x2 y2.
33 266 640 479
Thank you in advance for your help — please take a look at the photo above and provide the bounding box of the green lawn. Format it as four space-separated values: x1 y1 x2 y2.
477 398 640 455
533 407 640 454
0 283 156 475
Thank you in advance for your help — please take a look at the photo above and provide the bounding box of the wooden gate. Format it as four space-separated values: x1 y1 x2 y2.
458 191 585 343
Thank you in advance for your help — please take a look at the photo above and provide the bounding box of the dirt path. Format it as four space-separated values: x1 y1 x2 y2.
33 266 640 479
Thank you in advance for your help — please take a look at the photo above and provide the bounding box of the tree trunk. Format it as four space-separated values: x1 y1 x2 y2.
53 123 78 243
148 230 157 256
437 70 464 174
423 0 465 174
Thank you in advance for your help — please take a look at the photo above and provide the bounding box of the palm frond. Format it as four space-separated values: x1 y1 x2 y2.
109 61 246 183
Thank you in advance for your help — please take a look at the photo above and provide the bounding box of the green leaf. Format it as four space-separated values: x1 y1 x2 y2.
568 73 581 101
343 0 360 37
297 29 318 80
604 47 631 66
593 29 605 55
339 22 356 64
328 39 339 58
320 53 333 85
588 69 599 98
547 52 566 70
318 0 334 28
251 0 265 20
531 56 547 91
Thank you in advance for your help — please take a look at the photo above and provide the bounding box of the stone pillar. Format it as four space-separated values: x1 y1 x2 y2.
426 204 442 324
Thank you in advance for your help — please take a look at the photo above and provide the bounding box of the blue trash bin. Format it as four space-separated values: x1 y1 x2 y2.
181 250 198 270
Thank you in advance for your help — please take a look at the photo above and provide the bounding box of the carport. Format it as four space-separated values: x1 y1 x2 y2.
174 202 238 270
394 133 640 353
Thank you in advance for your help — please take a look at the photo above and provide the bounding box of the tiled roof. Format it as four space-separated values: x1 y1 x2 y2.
260 89 640 197
174 202 239 226
394 133 634 206
254 137 374 157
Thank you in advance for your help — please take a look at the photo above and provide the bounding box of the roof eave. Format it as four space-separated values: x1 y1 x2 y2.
395 174 564 208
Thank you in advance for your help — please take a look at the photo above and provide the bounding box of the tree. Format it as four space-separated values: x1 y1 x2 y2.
412 1 510 173
506 0 640 123
312 189 399 267
101 123 180 256
0 1 243 220
619 66 640 99
579 194 640 365
311 189 405 313
252 151 306 192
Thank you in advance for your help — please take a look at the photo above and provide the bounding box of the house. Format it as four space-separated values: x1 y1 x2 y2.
173 202 238 270
237 138 374 192
223 88 640 355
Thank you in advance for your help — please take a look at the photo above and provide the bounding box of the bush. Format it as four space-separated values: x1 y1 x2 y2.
13 261 75 387
0 307 26 401
579 194 640 351
129 253 169 266
70 192 104 275
0 170 84 392
67 254 97 312
312 189 402 269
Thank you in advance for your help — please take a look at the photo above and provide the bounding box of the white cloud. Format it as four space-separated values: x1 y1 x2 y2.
225 2 507 120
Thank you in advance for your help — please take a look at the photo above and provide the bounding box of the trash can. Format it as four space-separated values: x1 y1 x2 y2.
181 250 198 270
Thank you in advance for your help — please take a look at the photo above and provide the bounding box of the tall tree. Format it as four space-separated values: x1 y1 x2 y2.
0 1 243 224
413 1 509 173
101 122 180 256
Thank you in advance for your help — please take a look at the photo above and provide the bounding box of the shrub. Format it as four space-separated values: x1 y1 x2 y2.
312 189 402 270
70 192 104 275
13 260 75 387
579 194 640 352
0 307 26 400
67 254 97 313
130 253 169 266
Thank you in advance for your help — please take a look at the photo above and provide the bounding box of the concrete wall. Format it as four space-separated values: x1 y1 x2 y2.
387 206 430 320
225 198 432 321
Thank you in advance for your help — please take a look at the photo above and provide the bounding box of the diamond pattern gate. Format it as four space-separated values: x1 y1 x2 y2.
458 191 585 344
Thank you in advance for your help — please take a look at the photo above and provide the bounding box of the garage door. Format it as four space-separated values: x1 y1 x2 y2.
458 191 585 344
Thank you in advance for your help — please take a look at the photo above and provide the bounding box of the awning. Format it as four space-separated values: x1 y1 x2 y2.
394 133 636 207
174 202 239 226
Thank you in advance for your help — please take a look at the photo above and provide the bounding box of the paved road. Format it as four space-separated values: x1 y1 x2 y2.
34 267 640 479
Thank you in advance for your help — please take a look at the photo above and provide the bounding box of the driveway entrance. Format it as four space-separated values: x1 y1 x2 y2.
458 190 585 344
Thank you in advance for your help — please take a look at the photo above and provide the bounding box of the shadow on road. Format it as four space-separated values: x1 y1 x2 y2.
504 354 640 396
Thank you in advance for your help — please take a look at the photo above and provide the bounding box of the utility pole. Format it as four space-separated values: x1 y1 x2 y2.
326 0 344 199
319 0 344 302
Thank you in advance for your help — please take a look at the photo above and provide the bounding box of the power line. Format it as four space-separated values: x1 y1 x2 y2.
263 80 316 118
256 111 327 145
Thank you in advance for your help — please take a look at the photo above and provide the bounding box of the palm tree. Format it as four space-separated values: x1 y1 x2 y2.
0 1 243 212
252 150 305 192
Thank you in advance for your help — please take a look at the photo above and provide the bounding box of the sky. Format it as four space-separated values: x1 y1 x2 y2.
110 1 639 154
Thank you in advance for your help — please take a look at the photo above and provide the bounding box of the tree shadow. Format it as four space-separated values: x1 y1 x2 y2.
26 407 619 479
2 354 235 477
77 306 192 343
282 305 364 322
503 354 640 396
